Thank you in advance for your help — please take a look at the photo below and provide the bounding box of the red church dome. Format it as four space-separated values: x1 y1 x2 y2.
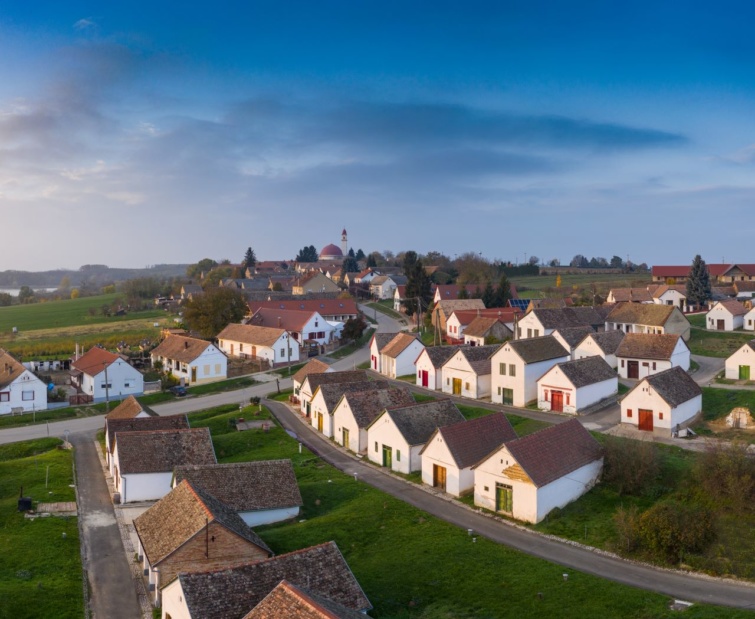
319 243 343 259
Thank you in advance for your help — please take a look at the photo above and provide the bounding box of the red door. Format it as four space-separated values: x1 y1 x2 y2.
639 409 654 431
372 355 377 370
421 370 429 387
551 391 564 412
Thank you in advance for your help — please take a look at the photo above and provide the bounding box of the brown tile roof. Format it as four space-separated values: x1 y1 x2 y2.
302 371 367 393
151 335 215 364
457 344 500 375
371 332 399 352
292 359 331 385
134 480 271 566
314 380 390 412
249 308 318 332
608 288 653 303
734 281 755 293
580 330 625 354
462 316 505 338
0 349 27 389
651 284 687 298
626 366 702 408
451 308 522 327
381 333 421 358
549 356 616 388
605 302 678 327
71 347 121 376
115 427 216 474
552 326 595 349
497 418 603 487
217 324 286 347
175 542 371 618
616 333 685 361
416 346 461 369
248 299 358 316
243 580 366 619
373 399 465 446
423 413 517 469
105 395 156 421
507 336 569 364
174 460 303 512
107 414 189 454
712 299 748 316
337 387 415 428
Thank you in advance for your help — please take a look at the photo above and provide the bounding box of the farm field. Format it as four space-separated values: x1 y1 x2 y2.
511 272 652 299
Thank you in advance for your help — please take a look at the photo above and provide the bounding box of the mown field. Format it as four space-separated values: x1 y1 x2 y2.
0 439 83 619
511 272 652 299
185 402 752 618
686 313 754 358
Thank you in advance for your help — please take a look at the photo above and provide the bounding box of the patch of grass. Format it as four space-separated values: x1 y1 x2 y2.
0 439 82 618
687 325 753 358
412 393 437 403
272 362 307 377
187 376 259 396
329 328 375 360
617 383 629 395
701 388 755 423
511 273 652 297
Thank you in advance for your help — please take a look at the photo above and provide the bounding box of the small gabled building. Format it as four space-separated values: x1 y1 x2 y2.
550 326 595 360
151 334 228 385
651 284 687 309
516 307 606 340
291 358 331 402
298 370 367 416
605 302 691 341
0 349 48 415
724 340 755 381
369 275 406 300
217 324 299 367
105 413 188 474
744 306 755 331
490 336 570 407
249 308 335 346
173 460 303 526
606 288 653 304
620 366 702 436
415 346 460 390
432 299 486 334
462 316 512 346
573 330 625 369
420 413 517 497
292 271 340 296
104 395 155 421
433 285 461 303
309 379 389 437
706 299 747 331
369 332 399 373
536 356 618 414
366 400 465 474
378 333 425 379
70 347 144 400
440 345 500 399
160 542 372 619
332 387 416 453
134 480 272 605
473 418 603 523
615 333 690 380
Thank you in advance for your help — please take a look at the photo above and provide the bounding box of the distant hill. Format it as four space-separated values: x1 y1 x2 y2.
0 264 190 288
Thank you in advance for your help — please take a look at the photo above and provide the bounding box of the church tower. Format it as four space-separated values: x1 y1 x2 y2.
341 228 348 256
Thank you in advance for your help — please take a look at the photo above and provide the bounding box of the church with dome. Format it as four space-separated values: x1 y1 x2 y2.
319 229 348 261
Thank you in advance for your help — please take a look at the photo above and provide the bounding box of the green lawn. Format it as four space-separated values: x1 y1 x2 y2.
0 439 83 619
696 388 755 441
187 406 749 618
511 273 652 298
366 302 406 322
686 326 753 358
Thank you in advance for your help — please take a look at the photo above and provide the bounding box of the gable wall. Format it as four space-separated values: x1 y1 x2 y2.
515 313 548 339
621 383 701 434
332 399 366 453
0 370 48 415
725 344 755 380
367 414 413 474
573 337 618 368
441 352 489 399
420 433 468 497
706 304 744 332
415 353 441 390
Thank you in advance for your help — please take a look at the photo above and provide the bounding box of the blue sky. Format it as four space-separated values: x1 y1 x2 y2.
2 1 754 270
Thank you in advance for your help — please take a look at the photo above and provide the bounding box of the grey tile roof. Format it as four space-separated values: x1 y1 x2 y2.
550 356 616 388
338 388 416 428
107 414 189 454
176 542 371 618
616 333 684 360
529 307 605 330
581 330 625 354
417 346 461 369
314 380 390 412
376 399 465 446
553 326 595 349
605 302 677 327
173 460 303 512
457 344 500 375
507 336 569 364
629 366 702 407
302 371 367 393
115 427 216 474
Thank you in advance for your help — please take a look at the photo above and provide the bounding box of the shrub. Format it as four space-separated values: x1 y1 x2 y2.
638 500 716 562
613 505 641 553
694 441 755 512
601 436 661 496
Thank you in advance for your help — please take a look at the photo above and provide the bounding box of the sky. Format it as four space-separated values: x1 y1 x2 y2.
2 1 755 271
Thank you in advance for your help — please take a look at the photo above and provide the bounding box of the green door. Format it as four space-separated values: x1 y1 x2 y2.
382 445 392 468
495 483 513 513
739 365 750 381
502 388 514 406
342 428 350 449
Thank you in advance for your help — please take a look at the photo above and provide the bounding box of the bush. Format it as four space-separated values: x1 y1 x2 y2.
694 441 755 512
613 505 642 553
638 500 716 562
601 436 661 496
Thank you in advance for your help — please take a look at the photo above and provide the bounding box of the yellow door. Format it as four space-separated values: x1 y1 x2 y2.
452 378 462 395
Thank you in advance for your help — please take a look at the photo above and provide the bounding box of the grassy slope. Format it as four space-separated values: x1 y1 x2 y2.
511 273 652 299
0 439 83 619
686 313 754 357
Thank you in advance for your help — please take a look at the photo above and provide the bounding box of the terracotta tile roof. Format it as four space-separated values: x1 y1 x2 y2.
552 326 595 349
435 285 460 300
0 349 27 389
626 366 701 408
734 281 755 293
371 332 399 353
608 288 653 303
151 335 215 364
423 413 517 469
507 336 569 364
652 284 687 298
451 308 522 327
249 308 318 332
314 380 390 412
292 359 331 385
462 316 506 339
302 371 367 393
217 324 286 347
105 395 156 421
580 330 625 354
616 333 685 361
243 580 366 619
248 299 358 317
107 414 189 454
381 333 421 359
416 346 461 369
498 418 603 488
457 344 500 375
174 460 303 512
134 480 271 566
374 399 465 446
711 299 748 316
71 347 121 376
528 307 606 330
115 427 216 474
549 356 616 388
175 542 371 618
605 302 678 327
337 387 415 428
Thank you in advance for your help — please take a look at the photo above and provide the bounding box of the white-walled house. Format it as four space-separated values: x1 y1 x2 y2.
309 379 388 437
420 413 516 497
291 358 331 403
462 316 512 346
112 427 216 504
706 300 747 331
71 347 144 401
378 333 425 379
620 366 702 436
298 370 367 416
536 356 617 414
415 346 459 390
440 345 499 399
573 330 625 369
0 349 48 415
744 307 755 332
105 413 188 474
151 335 228 385
724 340 755 381
473 418 603 523
331 387 415 454
615 333 690 380
515 307 605 339
173 460 303 526
490 336 569 407
369 332 399 373
369 275 405 300
652 284 687 309
217 324 299 367
366 400 464 474
605 303 691 341
551 326 595 360
248 308 336 346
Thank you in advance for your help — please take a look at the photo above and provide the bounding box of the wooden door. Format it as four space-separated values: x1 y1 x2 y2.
342 427 350 449
495 483 513 513
717 319 725 331
251 345 256 358
433 464 447 491
627 360 639 379
551 390 564 412
739 365 750 381
452 378 462 395
191 367 197 383
421 370 429 387
372 355 378 370
382 445 392 468
317 413 323 432
638 409 654 431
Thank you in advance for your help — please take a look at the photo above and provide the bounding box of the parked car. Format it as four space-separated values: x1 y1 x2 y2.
170 385 188 397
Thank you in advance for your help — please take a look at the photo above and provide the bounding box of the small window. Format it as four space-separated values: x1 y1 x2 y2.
446 377 450 385
534 329 539 337
281 348 285 356
627 409 633 418
124 382 130 388
652 362 656 370
22 391 34 401
0 392 9 402
374 442 378 452
509 364 516 377
659 412 664 420
465 382 470 390
621 359 625 368
527 328 532 338
397 450 401 461
484 486 489 492
544 389 549 401
499 363 506 375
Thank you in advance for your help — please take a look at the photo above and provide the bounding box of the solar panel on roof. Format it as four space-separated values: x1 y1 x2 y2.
509 299 530 311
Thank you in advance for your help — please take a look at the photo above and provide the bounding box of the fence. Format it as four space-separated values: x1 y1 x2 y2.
143 381 161 394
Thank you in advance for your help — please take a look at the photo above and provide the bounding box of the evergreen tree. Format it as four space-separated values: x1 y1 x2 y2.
686 255 711 307
491 274 512 307
481 280 495 307
242 247 256 271
366 254 377 268
355 248 366 262
473 285 482 299
404 255 433 317
457 284 469 299
295 245 318 262
348 248 355 258
342 256 359 273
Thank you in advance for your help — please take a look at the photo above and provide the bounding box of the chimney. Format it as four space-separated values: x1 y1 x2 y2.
184 341 189 349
